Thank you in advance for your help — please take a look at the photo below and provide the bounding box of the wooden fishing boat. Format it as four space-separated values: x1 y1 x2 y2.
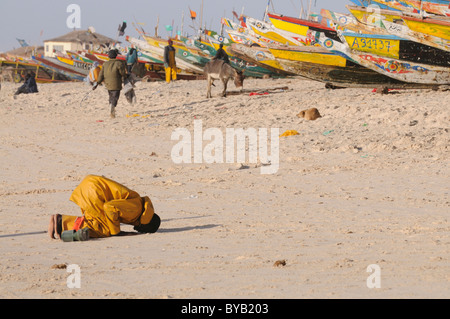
347 5 413 28
269 45 349 67
181 34 282 78
127 36 204 75
401 15 450 40
142 35 206 74
318 33 450 85
66 51 94 63
55 54 92 75
267 12 341 42
403 0 450 16
371 0 421 13
228 43 295 76
382 19 450 51
320 8 391 35
32 55 86 81
273 57 438 88
0 60 74 83
341 32 450 67
244 16 302 46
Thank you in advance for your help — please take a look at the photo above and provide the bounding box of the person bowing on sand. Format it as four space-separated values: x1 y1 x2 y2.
48 175 161 241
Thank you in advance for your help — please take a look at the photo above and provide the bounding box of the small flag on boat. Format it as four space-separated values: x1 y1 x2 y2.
165 25 173 32
16 39 29 47
118 21 127 36
190 9 197 20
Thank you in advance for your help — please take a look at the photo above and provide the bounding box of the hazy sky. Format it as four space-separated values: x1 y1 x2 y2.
0 0 350 52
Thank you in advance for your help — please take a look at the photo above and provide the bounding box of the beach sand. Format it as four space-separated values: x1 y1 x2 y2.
0 77 448 298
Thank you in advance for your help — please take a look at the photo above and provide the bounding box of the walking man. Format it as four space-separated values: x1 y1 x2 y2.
93 49 127 118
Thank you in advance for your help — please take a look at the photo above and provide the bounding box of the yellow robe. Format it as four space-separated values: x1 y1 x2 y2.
62 175 155 238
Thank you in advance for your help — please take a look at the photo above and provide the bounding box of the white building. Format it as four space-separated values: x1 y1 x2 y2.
44 30 117 57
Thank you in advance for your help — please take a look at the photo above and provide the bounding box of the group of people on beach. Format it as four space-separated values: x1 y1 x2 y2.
46 39 231 242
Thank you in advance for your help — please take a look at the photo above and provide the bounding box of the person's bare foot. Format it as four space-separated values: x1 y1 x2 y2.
48 214 61 239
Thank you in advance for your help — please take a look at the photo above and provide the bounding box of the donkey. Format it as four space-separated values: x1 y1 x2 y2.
204 59 244 98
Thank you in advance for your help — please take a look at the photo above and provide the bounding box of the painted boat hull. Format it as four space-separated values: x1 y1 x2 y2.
402 16 450 41
274 58 436 88
383 19 450 51
269 45 349 67
320 33 450 85
267 12 341 42
55 55 91 75
0 60 74 83
228 44 295 76
32 56 86 81
403 0 450 16
342 32 450 67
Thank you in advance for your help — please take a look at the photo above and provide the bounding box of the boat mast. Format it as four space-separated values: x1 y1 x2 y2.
307 0 312 20
420 0 424 19
300 0 305 19
181 11 184 38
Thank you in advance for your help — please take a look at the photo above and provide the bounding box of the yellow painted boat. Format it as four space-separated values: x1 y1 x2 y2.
228 43 294 75
342 33 401 59
56 55 74 66
269 46 348 67
347 5 404 27
244 16 299 46
402 0 450 16
402 16 450 41
267 13 311 37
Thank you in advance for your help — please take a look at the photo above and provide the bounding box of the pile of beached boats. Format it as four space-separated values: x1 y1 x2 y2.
2 0 449 88
223 0 450 89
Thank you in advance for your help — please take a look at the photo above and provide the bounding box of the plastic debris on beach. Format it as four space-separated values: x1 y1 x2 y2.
280 130 299 137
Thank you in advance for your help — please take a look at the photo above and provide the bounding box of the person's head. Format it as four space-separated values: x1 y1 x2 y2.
108 49 118 59
168 39 173 46
219 43 224 48
134 214 161 234
129 47 135 55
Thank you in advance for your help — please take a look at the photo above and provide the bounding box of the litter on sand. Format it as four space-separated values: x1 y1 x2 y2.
280 130 299 137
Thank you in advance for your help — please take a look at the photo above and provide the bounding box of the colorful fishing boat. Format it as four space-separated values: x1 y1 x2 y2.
0 59 75 83
55 54 92 75
32 55 86 81
143 35 208 72
403 0 450 16
401 15 450 41
267 12 341 42
244 16 304 46
382 19 450 51
273 57 434 88
347 5 411 28
269 45 349 67
341 32 450 67
127 36 203 74
228 43 295 76
371 0 421 13
319 33 450 85
320 8 391 35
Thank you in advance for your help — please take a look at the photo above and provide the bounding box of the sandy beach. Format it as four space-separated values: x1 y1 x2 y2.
0 77 448 299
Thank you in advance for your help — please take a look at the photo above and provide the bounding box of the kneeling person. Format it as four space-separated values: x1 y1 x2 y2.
48 175 160 241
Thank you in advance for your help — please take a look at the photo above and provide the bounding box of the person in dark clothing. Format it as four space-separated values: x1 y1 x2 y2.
14 72 38 97
213 43 230 64
93 49 127 118
163 39 177 83
126 47 138 74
